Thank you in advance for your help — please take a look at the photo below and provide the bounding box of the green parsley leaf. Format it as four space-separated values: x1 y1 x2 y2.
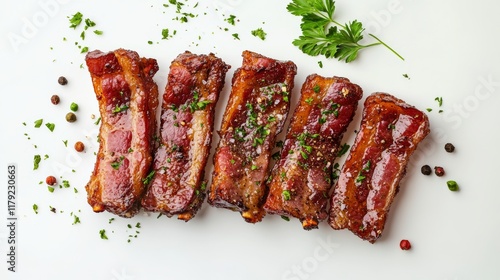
435 97 443 107
287 0 404 63
69 12 83 29
99 229 108 240
33 155 41 170
337 143 350 157
251 28 267 40
225 15 237 25
142 170 156 185
232 33 240 40
33 204 39 214
282 190 291 201
93 30 103 35
45 122 55 132
34 119 43 128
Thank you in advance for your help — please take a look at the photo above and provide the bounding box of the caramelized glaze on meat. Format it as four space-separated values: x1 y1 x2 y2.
208 50 297 223
141 51 229 221
329 93 430 243
264 74 362 229
85 49 159 217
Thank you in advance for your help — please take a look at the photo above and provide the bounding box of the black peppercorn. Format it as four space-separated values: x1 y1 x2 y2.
444 143 455 153
58 76 68 85
421 165 432 175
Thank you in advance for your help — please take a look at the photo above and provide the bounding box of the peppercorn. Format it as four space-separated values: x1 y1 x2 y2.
444 143 455 153
421 165 432 175
46 176 57 186
66 112 77 123
447 180 459 191
74 141 85 152
400 239 411 250
70 102 79 112
58 76 68 85
434 166 445 177
51 95 60 105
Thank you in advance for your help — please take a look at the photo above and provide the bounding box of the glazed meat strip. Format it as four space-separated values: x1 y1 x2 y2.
85 49 159 217
264 74 362 230
141 52 229 221
209 50 297 223
329 93 430 243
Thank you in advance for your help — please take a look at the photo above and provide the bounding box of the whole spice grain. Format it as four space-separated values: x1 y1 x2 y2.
74 141 85 152
46 175 57 186
444 143 455 153
58 76 68 85
421 165 432 175
51 95 60 105
434 166 445 177
400 239 411 250
66 112 77 123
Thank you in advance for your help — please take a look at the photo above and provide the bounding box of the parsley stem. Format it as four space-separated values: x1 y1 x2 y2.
368 34 405 61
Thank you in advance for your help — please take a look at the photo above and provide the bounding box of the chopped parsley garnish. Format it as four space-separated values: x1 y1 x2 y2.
337 143 350 157
72 215 81 225
281 215 290 221
93 30 103 35
33 204 39 214
142 170 156 185
435 97 443 107
99 229 108 240
94 117 101 125
251 28 267 40
282 190 291 201
111 156 125 170
45 122 55 132
48 186 55 193
62 180 70 188
69 12 83 29
112 104 129 114
232 33 240 40
33 155 41 170
34 119 43 128
403 73 410 79
225 15 237 25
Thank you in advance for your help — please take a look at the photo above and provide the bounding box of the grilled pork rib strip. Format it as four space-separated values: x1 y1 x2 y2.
141 52 229 221
264 75 362 229
85 49 159 217
329 93 430 243
209 50 297 223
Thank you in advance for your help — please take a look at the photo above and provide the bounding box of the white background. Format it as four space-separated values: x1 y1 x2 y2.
1 0 499 279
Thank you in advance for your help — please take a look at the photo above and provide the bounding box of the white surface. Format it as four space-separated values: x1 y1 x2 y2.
1 0 500 279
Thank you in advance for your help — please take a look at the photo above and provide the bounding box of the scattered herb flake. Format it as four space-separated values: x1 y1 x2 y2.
251 28 267 40
232 33 240 40
69 12 83 29
45 123 55 132
72 215 81 225
282 190 291 201
33 155 41 170
435 97 443 107
225 14 237 25
99 229 108 240
34 119 43 128
33 204 39 214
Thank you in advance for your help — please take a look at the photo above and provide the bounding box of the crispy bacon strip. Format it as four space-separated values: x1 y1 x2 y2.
141 51 229 221
264 74 362 229
85 49 159 217
208 50 297 223
328 93 430 243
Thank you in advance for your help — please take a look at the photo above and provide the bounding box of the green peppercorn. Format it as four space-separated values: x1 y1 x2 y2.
447 180 459 191
70 102 79 112
66 112 77 123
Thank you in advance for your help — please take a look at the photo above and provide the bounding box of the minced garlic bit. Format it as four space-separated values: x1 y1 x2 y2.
341 87 349 96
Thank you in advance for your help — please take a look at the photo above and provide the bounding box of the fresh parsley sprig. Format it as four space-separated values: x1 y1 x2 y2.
287 0 404 63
